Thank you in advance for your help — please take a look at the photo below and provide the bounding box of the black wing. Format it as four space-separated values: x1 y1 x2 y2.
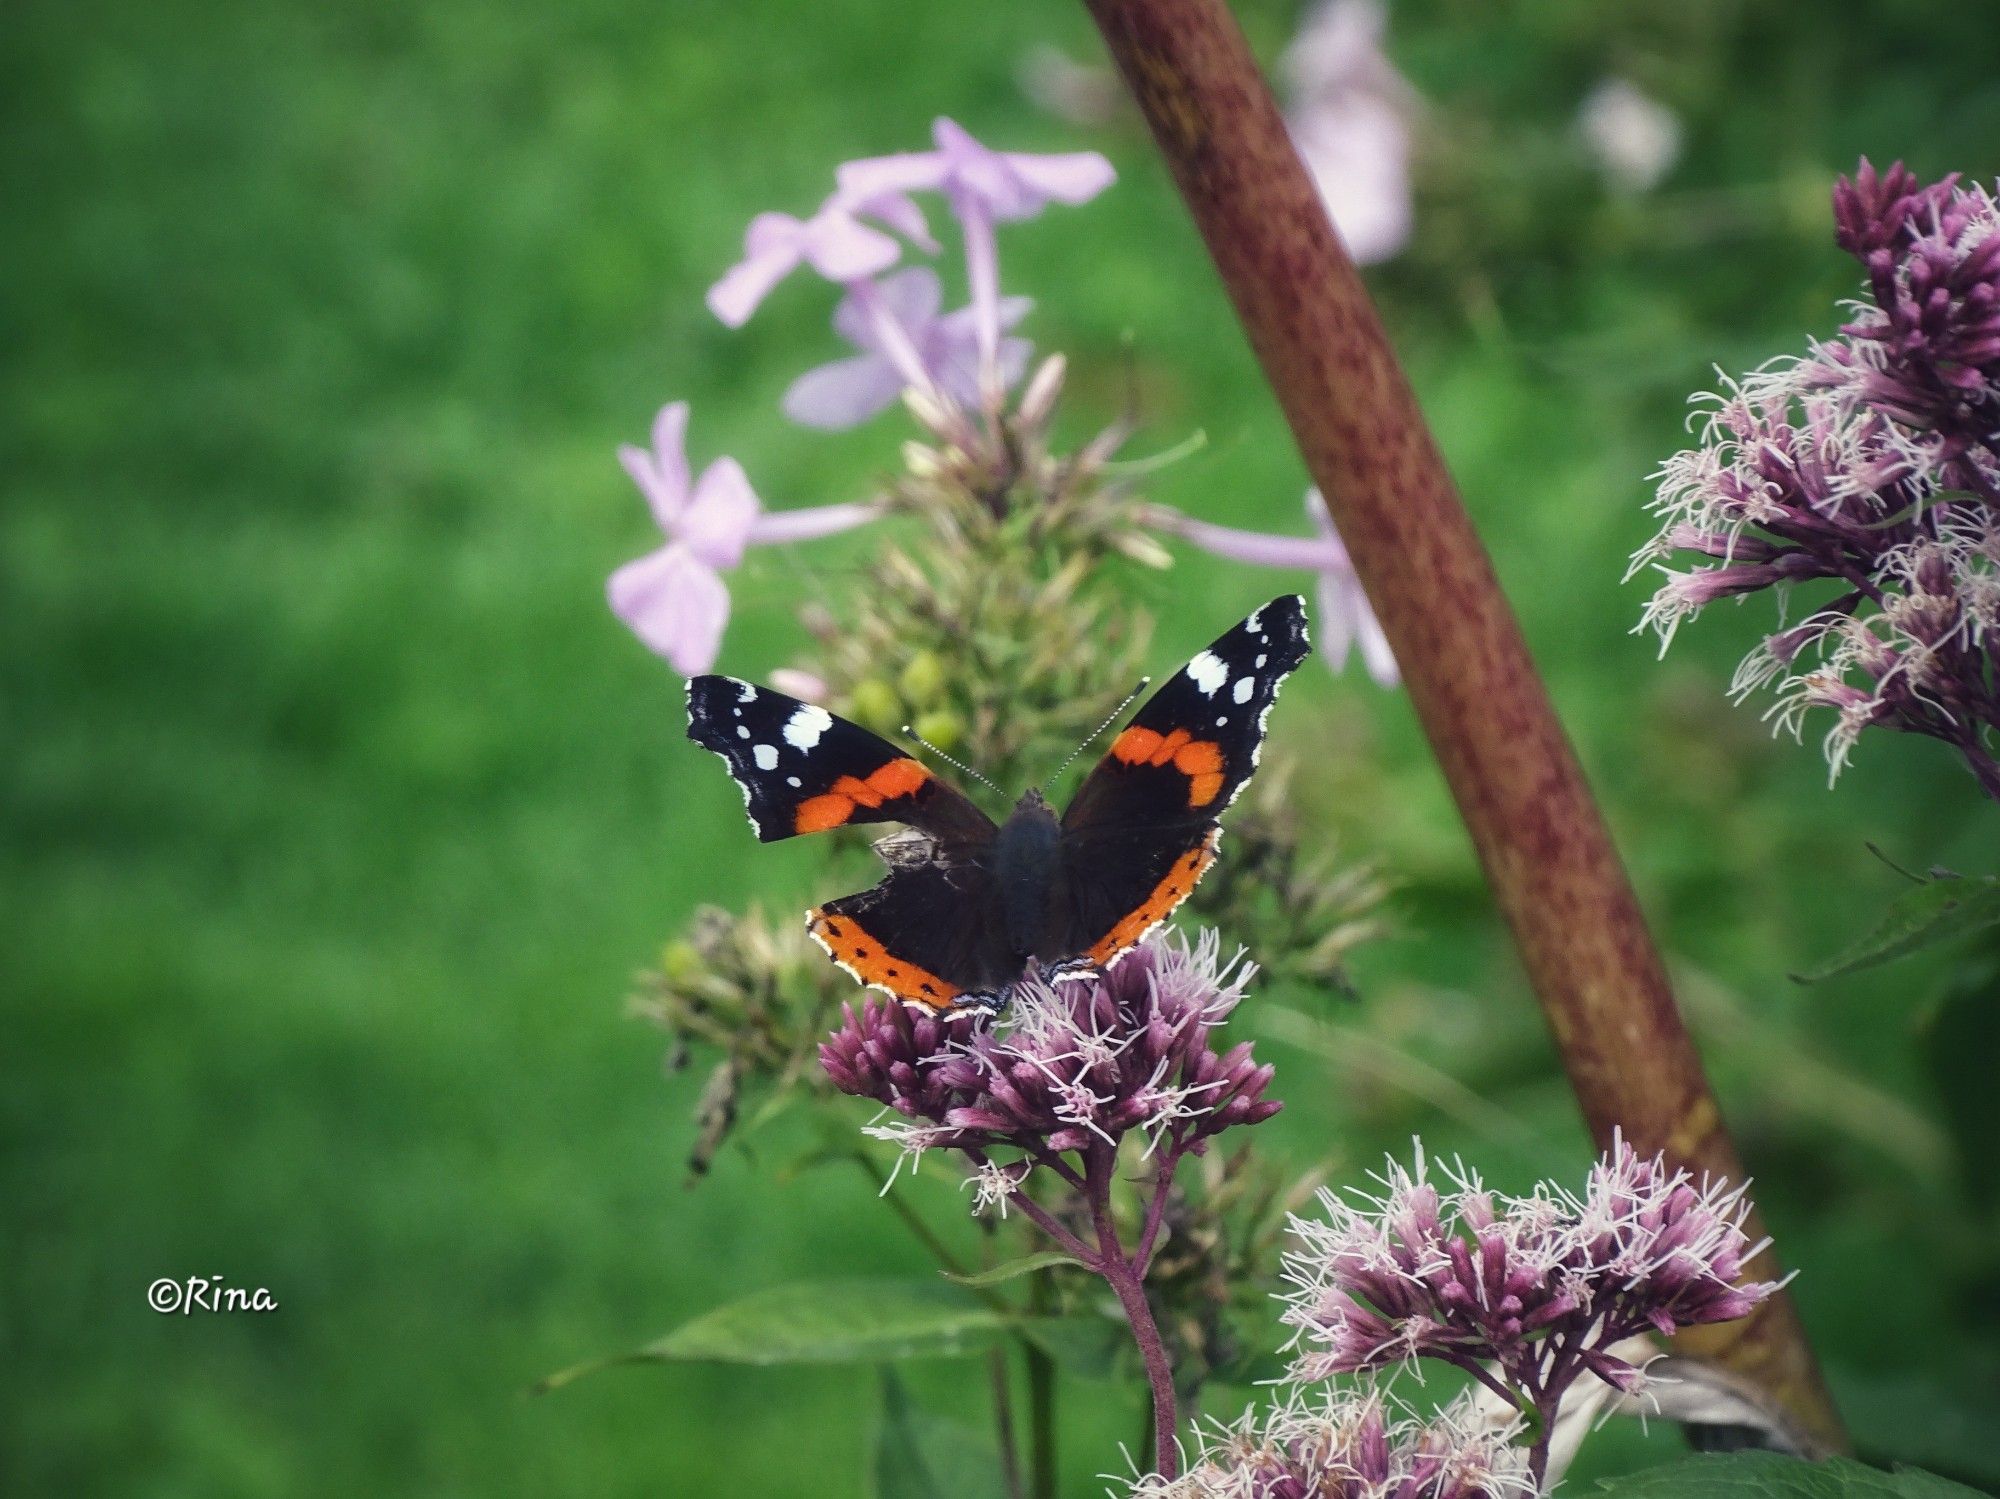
686 676 996 846
1044 596 1311 968
810 851 1020 1013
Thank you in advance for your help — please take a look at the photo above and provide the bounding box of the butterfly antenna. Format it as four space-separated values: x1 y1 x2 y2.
1042 678 1150 792
902 726 1005 798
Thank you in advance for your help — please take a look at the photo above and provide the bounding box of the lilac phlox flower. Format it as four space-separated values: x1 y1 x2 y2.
838 118 1114 399
783 266 1033 430
818 928 1278 1190
1279 1135 1781 1409
706 185 936 329
1129 1387 1532 1499
1280 0 1418 266
1147 491 1400 687
607 403 878 673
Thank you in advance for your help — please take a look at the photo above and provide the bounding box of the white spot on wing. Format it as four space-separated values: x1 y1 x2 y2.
787 776 802 788
736 681 758 702
784 704 833 750
736 726 750 739
1245 605 1264 632
752 743 779 771
1186 650 1228 696
1255 654 1268 667
1232 676 1255 704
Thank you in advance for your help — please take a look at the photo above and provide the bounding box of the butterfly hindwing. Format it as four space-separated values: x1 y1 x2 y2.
1048 595 1311 969
686 676 996 845
810 854 1019 1012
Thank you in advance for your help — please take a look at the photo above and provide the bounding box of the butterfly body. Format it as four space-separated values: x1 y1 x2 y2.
686 595 1311 1012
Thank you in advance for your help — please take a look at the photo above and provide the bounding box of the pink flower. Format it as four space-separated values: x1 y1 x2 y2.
1281 0 1418 266
706 190 934 328
783 267 1032 429
839 118 1113 403
836 116 1116 227
607 403 878 674
1146 490 1399 687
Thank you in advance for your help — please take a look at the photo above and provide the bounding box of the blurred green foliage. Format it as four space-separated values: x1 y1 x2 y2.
4 0 1998 1494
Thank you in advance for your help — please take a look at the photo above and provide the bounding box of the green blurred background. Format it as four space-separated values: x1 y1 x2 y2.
6 0 1998 1493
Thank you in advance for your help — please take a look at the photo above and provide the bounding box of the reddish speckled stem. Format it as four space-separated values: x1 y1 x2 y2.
1080 0 1845 1455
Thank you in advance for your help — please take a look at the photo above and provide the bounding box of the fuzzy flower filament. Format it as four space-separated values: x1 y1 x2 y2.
1279 1136 1782 1489
1633 160 2000 796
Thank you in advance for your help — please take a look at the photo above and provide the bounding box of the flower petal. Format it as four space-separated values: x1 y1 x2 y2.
783 352 907 430
801 207 902 283
1003 148 1116 207
746 500 880 545
1151 505 1346 570
836 152 950 204
875 264 943 330
606 543 731 675
1317 570 1360 673
708 217 804 327
616 402 692 532
681 456 761 569
852 190 939 254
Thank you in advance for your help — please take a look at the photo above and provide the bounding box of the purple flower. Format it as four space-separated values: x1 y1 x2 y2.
1147 491 1400 687
1131 1387 1531 1499
1280 0 1417 266
1634 162 2000 797
1279 1136 1782 1488
706 189 935 328
839 118 1113 403
837 116 1116 228
607 403 878 674
783 267 1033 430
820 928 1278 1173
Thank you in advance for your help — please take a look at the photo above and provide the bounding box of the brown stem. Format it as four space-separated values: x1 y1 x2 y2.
1079 0 1846 1456
1085 1151 1180 1477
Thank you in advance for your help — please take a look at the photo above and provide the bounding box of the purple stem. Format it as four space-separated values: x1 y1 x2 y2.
1082 1147 1180 1479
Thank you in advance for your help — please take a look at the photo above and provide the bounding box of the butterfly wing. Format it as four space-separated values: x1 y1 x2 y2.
1046 595 1311 967
687 676 996 846
811 850 1019 1012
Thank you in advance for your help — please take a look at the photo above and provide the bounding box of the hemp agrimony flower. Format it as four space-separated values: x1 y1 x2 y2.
1131 1387 1532 1499
1633 161 2000 796
1279 1137 1781 1489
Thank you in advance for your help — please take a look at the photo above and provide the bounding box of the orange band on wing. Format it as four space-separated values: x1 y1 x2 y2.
791 757 932 835
1085 830 1222 966
809 909 961 1010
1111 728 1228 807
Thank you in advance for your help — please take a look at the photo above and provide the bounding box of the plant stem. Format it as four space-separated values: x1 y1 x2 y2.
1027 1275 1058 1499
990 1345 1025 1499
1084 1149 1180 1478
1077 0 1845 1456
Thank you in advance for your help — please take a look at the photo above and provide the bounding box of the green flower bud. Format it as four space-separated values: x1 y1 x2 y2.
911 709 964 753
659 940 706 985
846 678 902 735
898 651 950 707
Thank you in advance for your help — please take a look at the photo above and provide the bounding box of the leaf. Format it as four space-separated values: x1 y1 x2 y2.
1791 876 2000 984
1832 1356 2000 1490
873 1370 1007 1499
1920 944 2000 1210
1591 1453 1990 1499
943 1252 1084 1288
534 1279 1015 1392
1017 1310 1135 1382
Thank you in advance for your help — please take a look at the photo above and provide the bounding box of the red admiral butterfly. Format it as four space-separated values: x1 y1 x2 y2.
686 595 1310 1012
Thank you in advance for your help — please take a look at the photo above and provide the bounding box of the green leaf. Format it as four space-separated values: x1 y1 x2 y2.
1591 1453 1990 1499
943 1252 1084 1288
535 1279 1015 1392
1791 876 2000 983
1018 1310 1135 1382
1920 945 2000 1210
872 1370 1007 1499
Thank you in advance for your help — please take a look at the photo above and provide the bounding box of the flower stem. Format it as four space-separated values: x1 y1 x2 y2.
1084 1150 1180 1478
1026 1285 1059 1499
1078 0 1846 1456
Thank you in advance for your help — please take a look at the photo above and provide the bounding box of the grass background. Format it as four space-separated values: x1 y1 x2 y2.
5 0 1998 1493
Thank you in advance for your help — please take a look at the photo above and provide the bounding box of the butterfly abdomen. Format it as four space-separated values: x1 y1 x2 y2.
991 793 1063 962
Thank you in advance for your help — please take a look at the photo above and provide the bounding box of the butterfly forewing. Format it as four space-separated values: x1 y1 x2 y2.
1046 595 1311 968
686 676 996 846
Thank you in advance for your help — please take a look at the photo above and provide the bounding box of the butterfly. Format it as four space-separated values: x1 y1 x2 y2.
685 595 1311 1012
